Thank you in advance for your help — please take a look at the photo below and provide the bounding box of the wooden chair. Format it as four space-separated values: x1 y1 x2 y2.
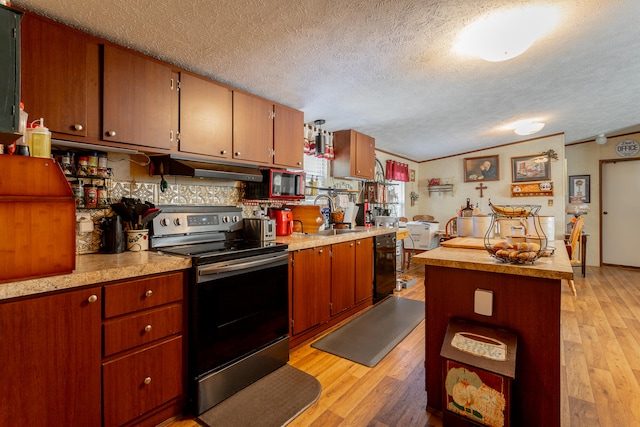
413 215 434 222
564 216 584 296
439 217 457 243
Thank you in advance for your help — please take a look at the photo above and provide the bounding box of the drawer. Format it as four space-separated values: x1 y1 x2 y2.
104 272 184 318
103 303 182 357
102 336 183 427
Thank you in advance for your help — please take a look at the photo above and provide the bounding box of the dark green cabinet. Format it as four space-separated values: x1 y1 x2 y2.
0 5 22 135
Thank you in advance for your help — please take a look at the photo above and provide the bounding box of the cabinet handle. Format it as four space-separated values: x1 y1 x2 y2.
144 324 152 332
221 150 227 155
170 78 174 90
73 124 83 131
145 289 153 298
143 377 152 385
235 152 241 156
87 294 98 303
350 243 354 247
170 130 174 141
318 249 323 254
106 130 116 137
357 241 361 245
297 161 302 165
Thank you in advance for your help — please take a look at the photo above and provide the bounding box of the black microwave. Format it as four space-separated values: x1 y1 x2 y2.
245 169 306 200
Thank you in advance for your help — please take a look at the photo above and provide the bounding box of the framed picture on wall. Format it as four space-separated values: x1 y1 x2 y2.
511 154 551 182
463 155 500 182
410 169 416 182
568 175 590 203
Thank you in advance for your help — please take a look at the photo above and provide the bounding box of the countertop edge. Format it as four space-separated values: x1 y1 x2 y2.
276 226 401 251
0 251 192 301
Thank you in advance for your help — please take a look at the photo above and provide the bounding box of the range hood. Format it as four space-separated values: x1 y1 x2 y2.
152 155 263 182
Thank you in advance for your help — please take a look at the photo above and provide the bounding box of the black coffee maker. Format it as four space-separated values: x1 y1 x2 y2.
100 215 125 253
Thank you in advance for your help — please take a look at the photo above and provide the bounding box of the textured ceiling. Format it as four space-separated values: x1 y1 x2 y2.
12 0 640 161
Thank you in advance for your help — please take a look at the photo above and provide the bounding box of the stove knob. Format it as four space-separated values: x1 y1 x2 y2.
174 218 182 226
222 216 229 223
232 215 240 223
160 218 169 227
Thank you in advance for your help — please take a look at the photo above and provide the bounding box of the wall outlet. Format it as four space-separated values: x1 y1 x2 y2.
474 289 493 316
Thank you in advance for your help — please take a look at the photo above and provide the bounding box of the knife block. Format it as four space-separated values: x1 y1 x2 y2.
0 155 76 283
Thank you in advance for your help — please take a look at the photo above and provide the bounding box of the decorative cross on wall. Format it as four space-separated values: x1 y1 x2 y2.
475 183 487 198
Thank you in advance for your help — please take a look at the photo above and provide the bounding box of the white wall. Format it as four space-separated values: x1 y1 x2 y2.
416 134 567 241
566 131 640 266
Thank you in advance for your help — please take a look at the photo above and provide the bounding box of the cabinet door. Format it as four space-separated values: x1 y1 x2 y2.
232 91 273 163
0 287 102 427
21 14 88 137
355 237 374 303
0 6 20 134
355 131 375 179
273 104 304 168
179 72 232 158
103 45 173 150
331 241 356 315
291 247 331 335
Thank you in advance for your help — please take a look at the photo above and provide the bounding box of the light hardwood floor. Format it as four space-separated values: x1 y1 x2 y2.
168 264 640 427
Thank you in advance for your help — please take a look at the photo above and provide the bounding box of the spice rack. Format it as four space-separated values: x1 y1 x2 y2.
55 150 113 209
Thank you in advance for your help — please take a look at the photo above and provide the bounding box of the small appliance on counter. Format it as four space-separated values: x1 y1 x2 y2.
268 207 294 236
243 217 276 241
100 215 125 253
374 216 399 228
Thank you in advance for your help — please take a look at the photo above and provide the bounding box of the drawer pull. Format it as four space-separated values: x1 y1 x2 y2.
73 123 83 131
144 324 152 333
87 294 98 303
106 130 117 137
145 289 153 298
143 376 152 385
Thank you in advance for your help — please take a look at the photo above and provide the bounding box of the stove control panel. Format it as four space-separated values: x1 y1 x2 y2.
151 208 242 237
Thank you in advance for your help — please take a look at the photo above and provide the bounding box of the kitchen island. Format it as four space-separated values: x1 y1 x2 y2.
412 239 573 427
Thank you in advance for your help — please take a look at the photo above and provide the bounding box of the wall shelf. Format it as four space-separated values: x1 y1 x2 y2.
428 184 454 197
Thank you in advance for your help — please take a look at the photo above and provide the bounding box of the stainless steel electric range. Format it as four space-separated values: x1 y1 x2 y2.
150 206 290 415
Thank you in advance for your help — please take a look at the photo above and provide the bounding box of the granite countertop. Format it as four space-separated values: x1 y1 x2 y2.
275 226 401 251
412 239 574 280
0 251 192 302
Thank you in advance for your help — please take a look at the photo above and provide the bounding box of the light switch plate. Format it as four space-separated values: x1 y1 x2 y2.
474 289 493 316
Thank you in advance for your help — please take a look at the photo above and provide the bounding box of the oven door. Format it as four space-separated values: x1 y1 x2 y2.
191 251 289 377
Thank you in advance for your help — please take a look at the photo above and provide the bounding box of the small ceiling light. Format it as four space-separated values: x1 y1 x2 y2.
455 5 561 62
512 119 545 136
595 134 607 145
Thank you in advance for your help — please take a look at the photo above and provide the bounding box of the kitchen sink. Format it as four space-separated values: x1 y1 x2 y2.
313 229 363 236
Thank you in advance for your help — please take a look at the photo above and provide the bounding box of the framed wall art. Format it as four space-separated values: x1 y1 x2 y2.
410 169 416 182
511 154 551 182
463 155 500 182
568 175 590 203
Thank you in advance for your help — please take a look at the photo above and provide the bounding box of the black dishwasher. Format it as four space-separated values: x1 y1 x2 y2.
373 233 397 303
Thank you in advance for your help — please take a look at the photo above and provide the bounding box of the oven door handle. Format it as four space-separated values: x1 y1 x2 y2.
197 252 289 277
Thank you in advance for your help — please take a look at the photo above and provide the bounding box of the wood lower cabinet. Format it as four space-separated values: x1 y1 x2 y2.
0 286 102 427
355 237 374 303
103 44 175 151
102 271 186 427
290 247 331 335
178 72 232 159
332 129 376 180
290 238 374 347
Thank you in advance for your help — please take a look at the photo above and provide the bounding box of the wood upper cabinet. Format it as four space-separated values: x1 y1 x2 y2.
273 104 304 168
355 237 374 303
233 91 304 168
103 44 174 150
233 91 273 164
291 247 331 335
178 72 232 158
332 129 376 180
0 286 102 427
21 13 91 138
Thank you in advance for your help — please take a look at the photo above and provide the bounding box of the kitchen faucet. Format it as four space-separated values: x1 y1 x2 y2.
313 194 334 213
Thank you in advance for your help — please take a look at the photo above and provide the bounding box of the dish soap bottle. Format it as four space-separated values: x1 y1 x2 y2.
29 118 51 159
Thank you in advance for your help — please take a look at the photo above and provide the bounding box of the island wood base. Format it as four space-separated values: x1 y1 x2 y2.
424 265 560 427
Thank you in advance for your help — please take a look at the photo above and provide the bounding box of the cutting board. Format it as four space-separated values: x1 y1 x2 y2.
440 237 487 250
287 205 325 233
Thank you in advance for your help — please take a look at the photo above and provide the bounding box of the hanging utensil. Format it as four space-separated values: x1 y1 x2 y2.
159 162 168 193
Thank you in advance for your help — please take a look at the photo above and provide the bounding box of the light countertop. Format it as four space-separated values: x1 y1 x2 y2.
275 226 401 251
412 238 574 280
0 251 191 302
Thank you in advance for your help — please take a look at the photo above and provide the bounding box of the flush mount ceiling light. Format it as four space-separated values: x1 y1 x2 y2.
595 134 607 145
510 119 545 136
455 5 561 62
